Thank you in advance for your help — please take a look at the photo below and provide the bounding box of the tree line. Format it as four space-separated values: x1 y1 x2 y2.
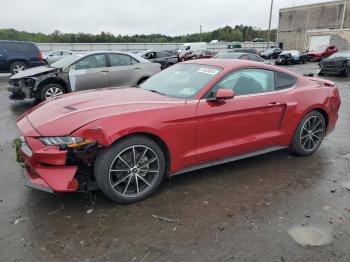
0 25 277 43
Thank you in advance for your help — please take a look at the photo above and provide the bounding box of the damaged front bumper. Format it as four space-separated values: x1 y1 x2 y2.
17 116 98 193
8 78 36 100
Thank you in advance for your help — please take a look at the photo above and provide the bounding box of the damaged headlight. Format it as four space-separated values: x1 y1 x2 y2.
39 136 95 148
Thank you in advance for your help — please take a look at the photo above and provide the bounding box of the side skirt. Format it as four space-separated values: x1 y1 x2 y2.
172 146 287 176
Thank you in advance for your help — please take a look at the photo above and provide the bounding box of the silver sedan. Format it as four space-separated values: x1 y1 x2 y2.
9 51 161 101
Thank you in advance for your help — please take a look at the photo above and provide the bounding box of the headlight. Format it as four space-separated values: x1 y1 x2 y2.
39 136 94 148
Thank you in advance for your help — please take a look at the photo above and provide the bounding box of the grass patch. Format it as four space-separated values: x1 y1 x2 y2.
13 137 24 163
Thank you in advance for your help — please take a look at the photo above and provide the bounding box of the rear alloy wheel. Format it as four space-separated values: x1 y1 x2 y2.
10 61 27 75
290 111 326 156
40 83 65 101
95 136 165 204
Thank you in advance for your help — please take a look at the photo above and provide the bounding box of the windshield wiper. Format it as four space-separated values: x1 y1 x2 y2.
147 89 167 96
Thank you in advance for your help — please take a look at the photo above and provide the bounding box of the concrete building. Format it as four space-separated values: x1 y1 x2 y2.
278 0 350 51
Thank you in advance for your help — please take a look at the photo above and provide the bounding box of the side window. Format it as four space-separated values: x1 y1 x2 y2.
130 56 139 64
248 54 259 61
109 53 133 67
275 72 297 90
241 54 249 60
73 54 106 70
211 69 275 96
3 42 22 52
156 52 168 58
144 52 156 59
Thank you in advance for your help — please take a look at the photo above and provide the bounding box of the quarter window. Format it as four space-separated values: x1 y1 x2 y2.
275 72 297 89
73 54 106 70
211 69 275 96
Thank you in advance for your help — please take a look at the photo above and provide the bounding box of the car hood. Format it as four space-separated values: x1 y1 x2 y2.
10 66 57 79
24 87 185 136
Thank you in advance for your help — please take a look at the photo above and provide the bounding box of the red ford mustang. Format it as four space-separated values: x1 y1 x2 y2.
17 59 341 203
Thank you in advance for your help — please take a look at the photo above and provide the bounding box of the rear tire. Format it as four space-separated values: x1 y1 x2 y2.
94 136 165 204
10 61 27 75
290 111 326 156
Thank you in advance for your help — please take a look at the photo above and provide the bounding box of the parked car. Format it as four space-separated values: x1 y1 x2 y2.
8 51 160 101
178 42 208 61
214 52 269 64
227 48 259 55
178 50 215 61
0 40 44 74
253 38 266 42
138 50 178 69
16 59 340 203
43 50 74 65
275 50 308 65
306 45 338 61
260 48 282 59
318 51 350 76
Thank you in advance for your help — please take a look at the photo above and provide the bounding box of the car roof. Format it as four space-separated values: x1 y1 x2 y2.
79 51 149 63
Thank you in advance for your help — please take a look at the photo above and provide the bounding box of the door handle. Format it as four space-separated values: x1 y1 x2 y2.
134 67 141 70
267 102 281 106
100 70 109 74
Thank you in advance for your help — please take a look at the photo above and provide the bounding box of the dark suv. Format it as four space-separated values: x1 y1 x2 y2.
0 40 44 74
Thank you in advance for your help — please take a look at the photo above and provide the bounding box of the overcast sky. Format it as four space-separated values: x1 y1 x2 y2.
0 0 337 36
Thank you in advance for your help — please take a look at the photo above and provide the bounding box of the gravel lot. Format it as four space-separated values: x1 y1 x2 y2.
0 62 349 262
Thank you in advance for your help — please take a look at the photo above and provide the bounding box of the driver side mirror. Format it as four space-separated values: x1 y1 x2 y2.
207 89 234 102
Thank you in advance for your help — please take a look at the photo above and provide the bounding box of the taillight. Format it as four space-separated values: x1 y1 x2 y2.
38 51 43 61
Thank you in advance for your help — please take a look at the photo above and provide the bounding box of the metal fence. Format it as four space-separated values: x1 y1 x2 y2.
37 42 277 53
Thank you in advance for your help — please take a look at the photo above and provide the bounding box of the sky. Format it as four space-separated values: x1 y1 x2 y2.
0 0 338 36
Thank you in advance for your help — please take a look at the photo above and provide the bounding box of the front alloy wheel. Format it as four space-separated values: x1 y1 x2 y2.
40 84 65 101
109 145 160 198
291 111 325 156
95 136 165 204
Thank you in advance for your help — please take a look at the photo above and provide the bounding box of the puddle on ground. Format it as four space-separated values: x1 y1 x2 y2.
287 224 334 247
341 181 350 191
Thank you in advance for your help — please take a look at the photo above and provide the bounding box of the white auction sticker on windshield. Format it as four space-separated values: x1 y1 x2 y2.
198 67 220 75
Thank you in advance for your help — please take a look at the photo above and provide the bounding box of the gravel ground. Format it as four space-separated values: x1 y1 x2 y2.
0 62 349 262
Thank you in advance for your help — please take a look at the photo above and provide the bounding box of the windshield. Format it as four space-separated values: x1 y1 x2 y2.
140 63 222 99
51 54 82 68
329 52 350 59
214 53 241 59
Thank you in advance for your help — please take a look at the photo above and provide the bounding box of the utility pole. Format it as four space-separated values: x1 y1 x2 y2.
200 25 202 42
341 0 347 29
266 0 274 50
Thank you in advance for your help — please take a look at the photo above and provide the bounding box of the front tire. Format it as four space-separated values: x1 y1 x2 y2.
94 136 166 204
40 83 65 101
290 111 326 156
